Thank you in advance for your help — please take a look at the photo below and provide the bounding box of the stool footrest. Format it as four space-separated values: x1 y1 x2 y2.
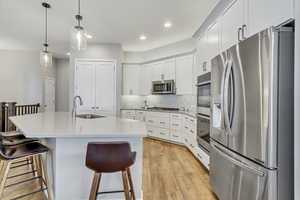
97 190 126 195
10 162 33 169
7 170 37 179
5 176 43 188
11 187 48 200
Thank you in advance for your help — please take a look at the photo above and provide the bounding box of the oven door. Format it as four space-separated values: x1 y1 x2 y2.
197 83 211 108
197 114 211 153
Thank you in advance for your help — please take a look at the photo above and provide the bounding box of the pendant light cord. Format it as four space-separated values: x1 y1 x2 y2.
45 4 48 47
78 0 81 27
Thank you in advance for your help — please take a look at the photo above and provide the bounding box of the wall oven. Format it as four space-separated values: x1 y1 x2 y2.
196 72 211 116
197 113 211 153
152 80 176 95
196 71 211 153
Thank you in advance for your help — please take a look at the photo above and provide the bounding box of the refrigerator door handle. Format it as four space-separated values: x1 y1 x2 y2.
213 144 265 177
223 59 233 132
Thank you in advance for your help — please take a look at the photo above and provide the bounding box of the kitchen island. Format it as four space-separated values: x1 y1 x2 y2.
9 112 147 200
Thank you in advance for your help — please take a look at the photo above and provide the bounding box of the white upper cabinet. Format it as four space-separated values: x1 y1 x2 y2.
162 59 176 80
247 0 294 37
220 0 245 51
151 62 164 81
123 64 140 95
139 64 152 95
151 60 175 81
175 55 194 95
206 21 221 60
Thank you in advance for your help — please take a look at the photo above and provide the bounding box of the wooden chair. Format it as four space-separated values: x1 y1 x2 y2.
0 141 53 200
86 142 136 200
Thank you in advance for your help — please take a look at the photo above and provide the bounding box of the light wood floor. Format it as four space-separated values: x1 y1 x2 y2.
3 138 217 200
143 138 217 200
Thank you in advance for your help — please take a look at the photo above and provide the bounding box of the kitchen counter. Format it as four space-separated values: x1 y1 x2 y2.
10 112 147 138
9 112 146 200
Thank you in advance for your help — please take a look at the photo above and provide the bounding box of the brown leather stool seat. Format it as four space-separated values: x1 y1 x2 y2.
86 142 136 200
86 142 136 173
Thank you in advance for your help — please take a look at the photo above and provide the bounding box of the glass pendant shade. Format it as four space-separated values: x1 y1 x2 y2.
40 50 52 67
70 26 87 51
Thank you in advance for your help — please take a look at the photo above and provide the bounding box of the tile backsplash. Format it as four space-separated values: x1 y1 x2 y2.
121 95 197 113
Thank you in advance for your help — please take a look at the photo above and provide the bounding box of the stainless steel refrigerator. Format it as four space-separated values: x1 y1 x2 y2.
210 27 294 200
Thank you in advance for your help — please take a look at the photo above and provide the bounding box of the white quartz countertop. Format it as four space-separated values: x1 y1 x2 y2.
9 112 147 138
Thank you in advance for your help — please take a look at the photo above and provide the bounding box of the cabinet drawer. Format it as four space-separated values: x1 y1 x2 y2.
136 111 145 121
170 119 182 131
157 118 170 129
170 131 182 143
122 110 136 115
156 128 170 140
170 113 182 120
146 117 156 126
146 111 170 118
147 126 156 137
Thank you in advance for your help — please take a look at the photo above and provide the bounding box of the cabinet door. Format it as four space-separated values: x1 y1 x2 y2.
75 63 95 111
221 0 244 51
151 62 164 81
247 0 294 37
139 64 152 95
163 59 176 80
175 55 194 95
95 62 116 115
123 64 140 95
206 21 221 60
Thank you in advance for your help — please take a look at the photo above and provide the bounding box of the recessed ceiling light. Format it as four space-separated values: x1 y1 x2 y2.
85 34 93 39
66 52 71 56
164 21 172 28
139 35 147 41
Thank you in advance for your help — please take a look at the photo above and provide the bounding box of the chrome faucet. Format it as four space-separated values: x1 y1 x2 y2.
72 96 83 118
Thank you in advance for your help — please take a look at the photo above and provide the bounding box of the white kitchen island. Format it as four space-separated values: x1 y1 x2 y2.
9 112 146 200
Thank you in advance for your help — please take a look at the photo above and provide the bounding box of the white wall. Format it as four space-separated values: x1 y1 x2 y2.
69 43 123 114
123 38 196 63
0 50 55 105
295 1 300 199
55 58 69 112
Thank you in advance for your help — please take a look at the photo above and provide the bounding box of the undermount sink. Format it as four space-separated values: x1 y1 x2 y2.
76 114 105 119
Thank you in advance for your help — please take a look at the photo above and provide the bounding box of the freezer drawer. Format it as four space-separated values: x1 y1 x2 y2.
210 141 277 200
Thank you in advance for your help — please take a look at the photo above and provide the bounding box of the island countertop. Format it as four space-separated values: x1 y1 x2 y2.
9 112 147 138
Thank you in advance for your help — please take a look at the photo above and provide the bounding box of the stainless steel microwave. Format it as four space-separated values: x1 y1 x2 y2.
152 80 176 95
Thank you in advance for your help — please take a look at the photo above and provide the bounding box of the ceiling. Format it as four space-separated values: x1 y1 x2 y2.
0 0 218 56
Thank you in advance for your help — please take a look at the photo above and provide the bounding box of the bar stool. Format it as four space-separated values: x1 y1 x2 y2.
86 142 136 200
0 142 53 200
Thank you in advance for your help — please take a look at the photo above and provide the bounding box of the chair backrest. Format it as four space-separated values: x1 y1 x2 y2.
14 103 40 116
4 103 40 132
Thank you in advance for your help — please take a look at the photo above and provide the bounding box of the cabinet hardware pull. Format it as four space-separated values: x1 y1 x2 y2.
148 120 154 123
185 126 188 129
197 153 202 159
238 27 242 42
160 122 165 124
172 124 179 126
173 135 179 138
242 24 247 40
160 132 166 135
190 130 194 133
148 130 153 133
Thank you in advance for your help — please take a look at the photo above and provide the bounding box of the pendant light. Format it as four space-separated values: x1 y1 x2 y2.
40 2 52 67
70 0 87 51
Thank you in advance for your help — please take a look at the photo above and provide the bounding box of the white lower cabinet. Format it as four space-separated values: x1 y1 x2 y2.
121 110 136 120
121 109 209 169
